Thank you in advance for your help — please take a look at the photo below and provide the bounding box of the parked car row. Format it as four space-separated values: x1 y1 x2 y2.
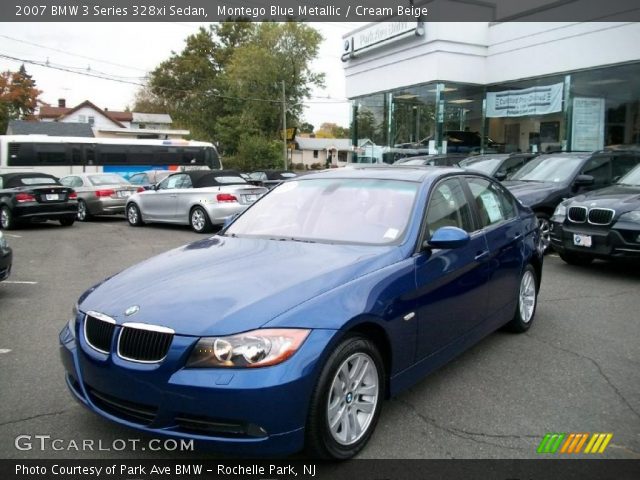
394 148 640 261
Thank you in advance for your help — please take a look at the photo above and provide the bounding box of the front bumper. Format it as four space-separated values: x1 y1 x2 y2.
59 314 337 456
550 219 640 259
0 246 12 281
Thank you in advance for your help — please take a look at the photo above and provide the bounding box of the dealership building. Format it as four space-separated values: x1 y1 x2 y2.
342 21 640 160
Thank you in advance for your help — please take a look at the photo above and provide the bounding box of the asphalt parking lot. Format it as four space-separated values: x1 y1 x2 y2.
0 218 638 460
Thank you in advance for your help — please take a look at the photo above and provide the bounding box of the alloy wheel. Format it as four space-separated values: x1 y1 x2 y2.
519 270 536 323
191 209 206 232
327 352 379 446
127 205 138 224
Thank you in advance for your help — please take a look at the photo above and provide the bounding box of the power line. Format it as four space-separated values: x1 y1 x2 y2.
0 34 149 73
0 52 349 106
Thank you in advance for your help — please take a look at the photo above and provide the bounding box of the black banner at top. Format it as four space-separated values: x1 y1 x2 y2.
3 0 640 22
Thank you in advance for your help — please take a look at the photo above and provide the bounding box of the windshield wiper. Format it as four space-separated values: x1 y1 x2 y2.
270 237 316 244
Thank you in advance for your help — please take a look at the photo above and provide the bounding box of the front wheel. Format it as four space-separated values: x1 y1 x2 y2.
306 335 384 459
536 212 551 253
126 203 143 226
505 264 538 333
59 216 75 227
190 206 213 233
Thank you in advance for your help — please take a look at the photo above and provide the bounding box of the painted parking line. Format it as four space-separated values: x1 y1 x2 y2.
3 233 21 238
2 280 38 285
0 349 11 354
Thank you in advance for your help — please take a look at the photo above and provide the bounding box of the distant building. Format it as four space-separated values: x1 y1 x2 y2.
291 137 352 168
36 99 189 139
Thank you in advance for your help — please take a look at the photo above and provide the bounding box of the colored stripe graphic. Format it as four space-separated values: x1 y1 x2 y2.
537 433 565 453
539 433 613 454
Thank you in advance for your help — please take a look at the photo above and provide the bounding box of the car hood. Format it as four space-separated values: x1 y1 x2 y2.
503 180 561 206
567 185 640 210
79 236 402 336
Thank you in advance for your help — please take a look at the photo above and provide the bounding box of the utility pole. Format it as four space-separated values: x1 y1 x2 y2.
281 80 287 170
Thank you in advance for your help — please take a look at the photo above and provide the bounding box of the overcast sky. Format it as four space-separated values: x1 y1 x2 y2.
0 22 360 132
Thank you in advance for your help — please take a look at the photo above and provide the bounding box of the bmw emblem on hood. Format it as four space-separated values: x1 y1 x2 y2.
124 305 140 316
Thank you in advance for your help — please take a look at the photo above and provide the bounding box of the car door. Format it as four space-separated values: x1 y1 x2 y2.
139 174 183 221
172 174 195 223
413 176 491 360
465 176 524 324
578 154 612 193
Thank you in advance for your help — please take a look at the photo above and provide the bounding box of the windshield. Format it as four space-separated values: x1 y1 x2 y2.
618 164 640 186
89 174 129 186
459 157 503 175
225 178 418 245
510 156 584 183
401 159 429 166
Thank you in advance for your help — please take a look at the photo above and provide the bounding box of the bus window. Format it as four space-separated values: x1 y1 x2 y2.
71 145 83 165
7 143 35 166
35 143 67 165
205 147 221 169
97 145 128 164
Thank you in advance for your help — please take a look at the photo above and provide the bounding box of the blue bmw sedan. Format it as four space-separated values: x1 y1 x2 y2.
59 167 543 459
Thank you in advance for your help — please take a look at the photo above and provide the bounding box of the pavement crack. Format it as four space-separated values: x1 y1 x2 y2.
525 333 640 420
396 398 531 451
0 409 73 427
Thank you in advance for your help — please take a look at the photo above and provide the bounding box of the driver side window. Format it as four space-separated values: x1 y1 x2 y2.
425 178 474 236
158 174 185 190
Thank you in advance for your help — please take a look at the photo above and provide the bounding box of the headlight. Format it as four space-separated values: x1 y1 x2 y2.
0 231 7 249
618 210 640 224
186 328 310 368
553 203 567 219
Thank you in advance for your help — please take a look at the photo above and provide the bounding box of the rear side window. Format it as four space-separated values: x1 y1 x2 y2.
466 177 516 228
611 155 640 181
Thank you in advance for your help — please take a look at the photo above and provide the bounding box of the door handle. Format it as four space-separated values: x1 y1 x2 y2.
475 250 489 261
513 232 523 240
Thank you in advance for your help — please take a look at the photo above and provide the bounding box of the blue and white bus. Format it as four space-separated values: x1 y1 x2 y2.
0 135 221 179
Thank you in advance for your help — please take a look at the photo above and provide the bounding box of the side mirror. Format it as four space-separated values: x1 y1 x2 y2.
426 226 471 250
494 171 507 181
574 174 594 187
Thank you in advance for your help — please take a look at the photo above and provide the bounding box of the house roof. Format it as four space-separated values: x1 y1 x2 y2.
6 120 95 137
38 100 131 126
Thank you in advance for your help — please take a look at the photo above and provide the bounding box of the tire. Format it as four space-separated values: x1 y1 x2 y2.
59 216 75 227
76 200 92 222
126 203 143 226
559 251 594 266
0 206 16 230
190 206 213 233
535 212 552 254
306 335 385 459
504 264 538 333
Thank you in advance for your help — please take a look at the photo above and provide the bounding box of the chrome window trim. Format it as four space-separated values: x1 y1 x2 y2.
116 322 175 364
83 311 116 355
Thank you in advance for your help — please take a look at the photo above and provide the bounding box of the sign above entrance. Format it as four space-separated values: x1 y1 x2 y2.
486 83 563 118
342 22 423 61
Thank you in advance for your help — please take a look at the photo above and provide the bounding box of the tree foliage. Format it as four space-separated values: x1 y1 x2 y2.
315 122 350 138
136 21 324 169
0 65 41 133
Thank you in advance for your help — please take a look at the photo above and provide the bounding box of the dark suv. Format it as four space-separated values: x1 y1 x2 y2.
550 163 640 264
503 150 640 251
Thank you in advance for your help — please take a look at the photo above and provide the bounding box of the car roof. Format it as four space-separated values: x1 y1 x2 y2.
299 166 462 183
0 172 57 180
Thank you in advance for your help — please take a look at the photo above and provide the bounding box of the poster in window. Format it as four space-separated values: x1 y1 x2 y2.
571 97 605 152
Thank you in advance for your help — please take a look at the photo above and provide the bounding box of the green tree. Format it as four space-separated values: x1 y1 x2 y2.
139 21 324 166
0 65 41 133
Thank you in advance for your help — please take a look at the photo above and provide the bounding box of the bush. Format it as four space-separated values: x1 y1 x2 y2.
291 163 305 171
310 163 323 170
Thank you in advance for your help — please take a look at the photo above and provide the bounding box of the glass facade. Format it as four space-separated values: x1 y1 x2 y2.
350 62 640 163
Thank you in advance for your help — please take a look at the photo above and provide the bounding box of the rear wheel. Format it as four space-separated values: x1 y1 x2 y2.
59 216 75 227
77 200 92 221
306 335 384 459
126 203 143 226
0 206 16 230
505 265 538 333
559 251 594 266
190 206 213 233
